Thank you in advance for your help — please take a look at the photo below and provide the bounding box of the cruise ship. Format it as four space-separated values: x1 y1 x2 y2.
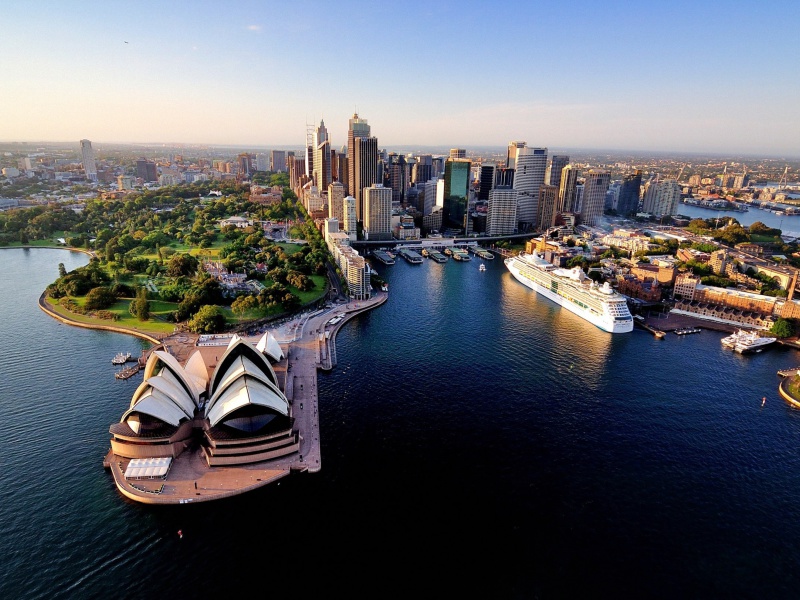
504 250 633 333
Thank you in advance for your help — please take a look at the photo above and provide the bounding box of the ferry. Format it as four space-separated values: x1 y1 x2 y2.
504 250 633 334
372 250 395 265
398 248 424 264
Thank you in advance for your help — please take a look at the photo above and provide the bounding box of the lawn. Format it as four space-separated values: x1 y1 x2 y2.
46 296 178 335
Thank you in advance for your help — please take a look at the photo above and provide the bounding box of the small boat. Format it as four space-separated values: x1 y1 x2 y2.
112 351 132 365
479 263 486 271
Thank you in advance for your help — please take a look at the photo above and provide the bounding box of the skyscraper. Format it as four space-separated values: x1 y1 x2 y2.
558 164 580 214
353 136 380 224
442 158 471 231
412 154 433 184
478 164 496 201
536 184 559 231
343 195 357 237
641 178 681 217
328 181 345 225
80 139 97 182
386 153 408 204
271 150 286 173
546 155 570 190
363 184 393 241
506 141 526 168
347 112 370 197
617 170 643 216
486 186 518 235
136 159 157 182
513 146 548 229
313 119 331 192
580 170 611 226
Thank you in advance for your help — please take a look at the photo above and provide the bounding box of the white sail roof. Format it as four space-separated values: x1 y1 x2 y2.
256 331 285 362
122 388 189 427
206 376 288 427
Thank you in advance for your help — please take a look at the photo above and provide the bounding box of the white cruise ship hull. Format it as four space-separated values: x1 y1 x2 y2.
506 255 633 334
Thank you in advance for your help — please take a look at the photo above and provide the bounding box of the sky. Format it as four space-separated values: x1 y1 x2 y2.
1 0 798 156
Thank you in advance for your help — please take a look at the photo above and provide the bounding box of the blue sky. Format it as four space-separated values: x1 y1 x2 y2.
2 0 798 155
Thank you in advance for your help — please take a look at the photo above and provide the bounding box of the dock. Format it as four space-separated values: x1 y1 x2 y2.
778 366 800 378
115 363 142 379
634 317 666 339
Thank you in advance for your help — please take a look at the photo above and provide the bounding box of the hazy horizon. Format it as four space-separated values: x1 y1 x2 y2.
2 0 798 157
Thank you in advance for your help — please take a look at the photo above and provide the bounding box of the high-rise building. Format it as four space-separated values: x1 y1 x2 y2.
347 112 371 197
486 186 518 235
270 150 286 172
432 156 444 179
449 148 466 159
412 154 433 184
536 185 559 231
136 159 157 182
80 139 97 182
422 177 440 216
442 158 471 231
546 155 570 190
580 170 611 226
506 141 526 168
336 146 348 187
312 119 331 192
328 182 345 225
478 164 496 201
353 136 380 223
558 164 580 213
386 153 408 204
617 170 643 216
494 167 515 188
363 184 393 241
343 195 357 237
513 147 548 229
237 153 254 177
641 178 681 217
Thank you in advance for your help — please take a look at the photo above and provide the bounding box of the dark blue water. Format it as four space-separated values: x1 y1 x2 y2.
680 203 800 238
3 249 800 599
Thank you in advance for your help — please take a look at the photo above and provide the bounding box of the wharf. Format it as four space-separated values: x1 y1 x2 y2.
635 319 665 338
398 248 423 263
114 363 141 380
778 366 800 378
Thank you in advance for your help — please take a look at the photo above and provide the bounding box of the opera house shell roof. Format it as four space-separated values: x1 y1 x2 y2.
109 332 299 466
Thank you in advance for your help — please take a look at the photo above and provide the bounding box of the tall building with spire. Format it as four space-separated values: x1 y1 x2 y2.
346 112 371 197
80 139 97 182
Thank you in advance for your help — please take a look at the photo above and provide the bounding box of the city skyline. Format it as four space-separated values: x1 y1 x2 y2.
2 1 799 156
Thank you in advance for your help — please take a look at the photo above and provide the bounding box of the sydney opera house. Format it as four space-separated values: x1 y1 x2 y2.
105 332 301 502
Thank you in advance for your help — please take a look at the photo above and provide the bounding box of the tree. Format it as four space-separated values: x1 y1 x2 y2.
129 287 151 321
58 263 67 278
84 286 118 310
770 318 794 339
187 305 226 333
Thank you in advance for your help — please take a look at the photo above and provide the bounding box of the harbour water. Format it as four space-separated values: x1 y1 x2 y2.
3 248 800 598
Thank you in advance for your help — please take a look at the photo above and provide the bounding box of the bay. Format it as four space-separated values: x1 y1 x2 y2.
2 248 800 598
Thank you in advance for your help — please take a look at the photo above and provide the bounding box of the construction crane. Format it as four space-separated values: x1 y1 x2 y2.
676 163 686 182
